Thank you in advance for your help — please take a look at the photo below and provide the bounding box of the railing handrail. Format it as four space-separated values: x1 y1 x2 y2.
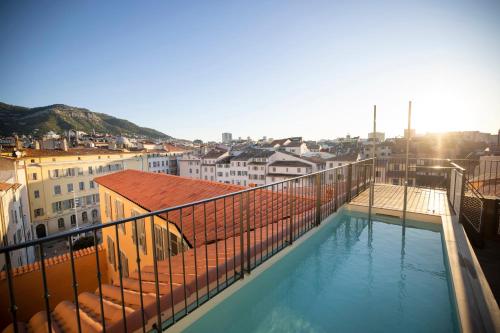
0 158 374 254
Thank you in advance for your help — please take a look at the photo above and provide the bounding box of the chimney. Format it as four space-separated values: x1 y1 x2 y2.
62 138 69 151
35 140 41 150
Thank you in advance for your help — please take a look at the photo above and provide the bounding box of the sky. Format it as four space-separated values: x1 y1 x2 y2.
1 0 499 141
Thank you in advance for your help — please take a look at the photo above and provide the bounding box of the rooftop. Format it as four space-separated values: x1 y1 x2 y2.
268 160 311 168
6 148 143 158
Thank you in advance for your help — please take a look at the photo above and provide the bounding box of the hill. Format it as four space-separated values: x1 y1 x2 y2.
0 102 171 138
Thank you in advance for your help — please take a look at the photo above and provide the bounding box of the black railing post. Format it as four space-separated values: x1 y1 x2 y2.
68 236 82 333
39 243 52 332
93 230 106 332
5 251 18 333
346 163 353 202
239 194 245 279
458 171 466 224
289 181 294 245
149 215 162 332
246 191 251 274
315 173 322 226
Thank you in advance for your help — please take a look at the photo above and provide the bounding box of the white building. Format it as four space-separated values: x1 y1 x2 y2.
146 151 172 174
282 141 309 155
0 157 36 268
362 142 392 159
222 132 232 144
266 160 313 183
201 150 229 182
178 154 202 179
368 132 386 142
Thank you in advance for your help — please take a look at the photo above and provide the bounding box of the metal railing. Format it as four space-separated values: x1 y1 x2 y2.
458 159 499 197
0 159 373 333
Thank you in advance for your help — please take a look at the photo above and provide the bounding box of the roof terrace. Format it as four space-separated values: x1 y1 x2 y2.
0 158 498 333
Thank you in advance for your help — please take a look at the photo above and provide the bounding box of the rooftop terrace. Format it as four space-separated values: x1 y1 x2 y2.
0 158 499 333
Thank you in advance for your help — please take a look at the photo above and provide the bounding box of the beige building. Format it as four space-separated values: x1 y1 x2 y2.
3 148 147 238
94 170 242 282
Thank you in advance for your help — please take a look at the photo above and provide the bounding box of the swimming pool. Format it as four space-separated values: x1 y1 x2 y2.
182 210 460 333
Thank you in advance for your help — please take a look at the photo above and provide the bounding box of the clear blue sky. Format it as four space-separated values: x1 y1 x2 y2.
1 0 499 141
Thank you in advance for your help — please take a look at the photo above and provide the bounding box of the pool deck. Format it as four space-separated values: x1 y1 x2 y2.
349 184 449 217
347 184 500 333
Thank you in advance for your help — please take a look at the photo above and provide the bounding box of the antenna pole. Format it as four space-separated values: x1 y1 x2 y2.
402 101 412 233
369 105 376 219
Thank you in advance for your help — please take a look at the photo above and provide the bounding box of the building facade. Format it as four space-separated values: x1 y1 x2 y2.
17 149 146 238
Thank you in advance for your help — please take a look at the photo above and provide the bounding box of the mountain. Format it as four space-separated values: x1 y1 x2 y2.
0 102 171 138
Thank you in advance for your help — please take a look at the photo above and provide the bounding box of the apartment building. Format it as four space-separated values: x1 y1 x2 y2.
362 141 392 159
178 150 228 181
13 148 146 238
215 156 232 184
201 150 229 182
178 154 202 179
266 160 313 183
282 141 309 155
0 181 36 268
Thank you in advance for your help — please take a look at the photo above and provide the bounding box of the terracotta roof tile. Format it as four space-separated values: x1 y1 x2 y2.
94 170 331 246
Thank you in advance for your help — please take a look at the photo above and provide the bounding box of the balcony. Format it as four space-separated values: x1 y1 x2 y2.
0 158 499 333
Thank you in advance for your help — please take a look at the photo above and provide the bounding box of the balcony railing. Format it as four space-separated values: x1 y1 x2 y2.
0 159 374 333
0 157 490 333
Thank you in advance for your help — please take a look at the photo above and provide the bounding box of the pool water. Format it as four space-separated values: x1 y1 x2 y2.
183 211 459 333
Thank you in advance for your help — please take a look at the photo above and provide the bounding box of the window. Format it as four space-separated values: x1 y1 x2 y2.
34 190 40 199
70 214 77 226
154 225 165 260
54 185 61 195
79 182 85 191
92 209 98 222
34 208 44 217
52 201 62 213
119 251 129 277
67 168 76 176
104 193 111 218
131 210 147 254
170 231 179 255
58 218 65 229
107 236 116 271
88 166 94 175
115 199 124 219
297 168 301 173
82 211 88 223
31 173 37 180
89 181 95 189
115 200 125 233
67 183 74 193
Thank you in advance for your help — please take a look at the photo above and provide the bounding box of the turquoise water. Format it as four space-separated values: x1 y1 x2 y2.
183 211 459 333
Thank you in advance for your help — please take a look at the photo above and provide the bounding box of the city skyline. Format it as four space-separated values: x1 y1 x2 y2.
1 0 499 141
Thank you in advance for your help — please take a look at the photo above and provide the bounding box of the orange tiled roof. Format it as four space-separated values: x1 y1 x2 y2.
94 170 328 246
94 170 246 212
0 182 20 192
